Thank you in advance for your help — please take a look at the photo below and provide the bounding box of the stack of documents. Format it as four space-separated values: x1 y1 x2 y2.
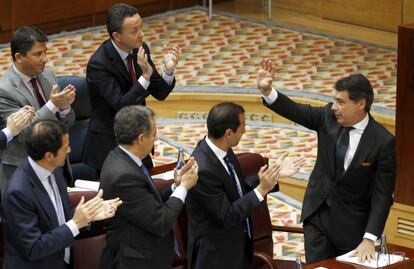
336 251 406 268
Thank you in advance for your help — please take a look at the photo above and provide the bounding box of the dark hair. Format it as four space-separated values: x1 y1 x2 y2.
207 102 245 139
107 3 138 39
335 74 374 112
10 26 48 61
114 105 155 145
24 120 68 161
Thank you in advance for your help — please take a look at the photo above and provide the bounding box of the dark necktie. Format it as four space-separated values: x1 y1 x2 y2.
335 126 354 179
29 77 46 107
140 164 181 256
223 153 252 238
127 54 137 84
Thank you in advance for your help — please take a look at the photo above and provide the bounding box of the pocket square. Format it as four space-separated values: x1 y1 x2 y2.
361 162 371 167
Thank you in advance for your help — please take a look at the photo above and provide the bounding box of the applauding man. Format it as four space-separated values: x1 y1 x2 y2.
84 3 180 173
0 26 76 197
2 120 122 269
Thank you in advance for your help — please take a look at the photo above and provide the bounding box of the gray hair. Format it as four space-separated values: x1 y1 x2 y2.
114 105 155 145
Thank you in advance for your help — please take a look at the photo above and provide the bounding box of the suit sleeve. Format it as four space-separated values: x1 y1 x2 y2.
265 91 327 131
112 173 183 237
0 130 7 149
190 168 261 229
3 190 74 261
365 137 397 236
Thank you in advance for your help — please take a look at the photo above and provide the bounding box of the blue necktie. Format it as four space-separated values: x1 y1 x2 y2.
335 126 354 179
223 154 252 238
139 164 181 256
48 175 70 264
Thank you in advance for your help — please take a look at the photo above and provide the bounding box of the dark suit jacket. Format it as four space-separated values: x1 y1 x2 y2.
186 139 279 269
2 159 75 269
265 92 396 248
99 146 183 269
83 40 175 169
0 117 7 149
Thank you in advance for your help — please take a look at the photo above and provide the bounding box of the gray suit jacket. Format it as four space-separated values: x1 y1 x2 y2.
0 65 75 190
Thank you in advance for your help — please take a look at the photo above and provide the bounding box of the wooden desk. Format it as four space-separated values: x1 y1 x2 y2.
303 245 414 269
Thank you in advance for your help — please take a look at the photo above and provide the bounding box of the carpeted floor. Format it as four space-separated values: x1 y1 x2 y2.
0 7 397 261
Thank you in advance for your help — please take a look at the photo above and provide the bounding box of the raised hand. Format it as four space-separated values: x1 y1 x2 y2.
49 84 76 110
257 59 276 96
178 158 198 191
93 197 123 221
276 152 306 177
163 44 180 75
256 164 281 196
6 106 35 136
137 46 153 80
174 156 196 186
72 189 104 229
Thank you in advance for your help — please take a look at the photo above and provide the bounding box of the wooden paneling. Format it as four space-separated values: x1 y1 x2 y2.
395 23 414 207
13 0 94 27
0 0 216 43
403 0 414 25
321 0 402 32
272 0 321 16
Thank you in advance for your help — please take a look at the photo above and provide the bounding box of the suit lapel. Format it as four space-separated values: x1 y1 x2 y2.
114 147 162 202
199 139 241 199
105 40 133 84
6 66 39 108
327 123 343 180
24 160 59 227
342 116 376 178
37 73 52 101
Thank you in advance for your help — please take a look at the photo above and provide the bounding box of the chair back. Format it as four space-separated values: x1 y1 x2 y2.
57 76 97 181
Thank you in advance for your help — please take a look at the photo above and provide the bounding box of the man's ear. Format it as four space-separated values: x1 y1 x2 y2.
136 133 145 145
43 151 53 162
224 128 233 138
112 32 121 43
14 52 23 63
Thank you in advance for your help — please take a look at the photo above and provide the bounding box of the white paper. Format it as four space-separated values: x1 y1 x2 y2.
73 179 100 191
152 170 175 181
336 250 405 268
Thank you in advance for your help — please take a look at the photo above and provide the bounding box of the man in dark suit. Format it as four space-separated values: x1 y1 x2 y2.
2 120 122 269
83 3 180 172
0 106 34 149
256 60 397 264
186 102 304 269
99 105 198 269
0 26 76 197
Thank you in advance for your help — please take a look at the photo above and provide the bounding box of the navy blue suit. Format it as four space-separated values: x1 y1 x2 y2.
2 159 74 269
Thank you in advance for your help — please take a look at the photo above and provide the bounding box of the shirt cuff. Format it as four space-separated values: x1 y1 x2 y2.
171 183 177 192
138 76 150 90
58 106 71 119
162 70 174 86
253 188 264 202
46 100 59 114
170 185 187 203
363 232 377 242
262 88 278 105
2 128 14 142
65 220 80 237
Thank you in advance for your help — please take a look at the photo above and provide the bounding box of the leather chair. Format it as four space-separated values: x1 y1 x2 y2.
56 76 97 181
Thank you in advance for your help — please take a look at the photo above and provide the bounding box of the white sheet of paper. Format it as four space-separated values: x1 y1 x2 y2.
152 170 175 180
336 250 405 268
73 179 100 191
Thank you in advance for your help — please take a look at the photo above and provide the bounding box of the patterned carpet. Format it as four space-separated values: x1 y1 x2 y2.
0 7 397 261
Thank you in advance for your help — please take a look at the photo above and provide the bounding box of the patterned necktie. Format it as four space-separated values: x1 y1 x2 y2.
223 153 252 238
335 126 354 179
48 176 70 264
29 77 46 107
127 54 137 84
140 164 181 256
